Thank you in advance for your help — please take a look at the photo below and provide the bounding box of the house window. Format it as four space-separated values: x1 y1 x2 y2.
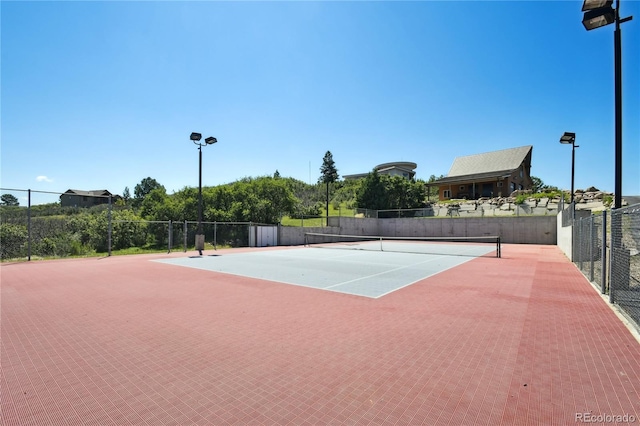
510 182 516 192
497 182 503 188
443 190 451 199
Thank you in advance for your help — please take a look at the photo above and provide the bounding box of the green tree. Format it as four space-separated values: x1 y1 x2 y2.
1 194 19 206
385 176 426 210
356 173 426 212
331 179 361 210
209 177 296 223
122 187 131 204
531 176 544 193
133 177 164 207
319 151 339 220
279 177 324 218
356 171 388 210
426 175 444 201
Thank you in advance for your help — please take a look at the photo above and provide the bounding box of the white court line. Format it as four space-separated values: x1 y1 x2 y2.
324 255 444 289
252 248 425 268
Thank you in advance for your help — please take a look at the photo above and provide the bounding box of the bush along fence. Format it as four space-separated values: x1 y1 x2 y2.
0 189 275 260
569 203 640 330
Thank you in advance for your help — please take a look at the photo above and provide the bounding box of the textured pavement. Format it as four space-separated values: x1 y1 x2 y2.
1 244 639 425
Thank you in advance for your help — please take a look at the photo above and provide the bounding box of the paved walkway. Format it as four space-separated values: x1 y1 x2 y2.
1 245 639 425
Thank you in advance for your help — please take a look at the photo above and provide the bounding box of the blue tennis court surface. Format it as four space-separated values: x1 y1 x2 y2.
154 244 495 298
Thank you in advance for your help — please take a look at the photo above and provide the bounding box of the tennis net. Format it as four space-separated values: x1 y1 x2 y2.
304 232 501 258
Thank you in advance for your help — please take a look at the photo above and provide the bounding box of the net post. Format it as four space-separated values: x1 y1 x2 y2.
380 236 383 251
497 236 501 258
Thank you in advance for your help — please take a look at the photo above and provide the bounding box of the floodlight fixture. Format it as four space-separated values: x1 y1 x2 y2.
582 6 616 30
190 131 218 255
582 0 613 12
560 132 576 144
559 132 578 207
580 0 632 209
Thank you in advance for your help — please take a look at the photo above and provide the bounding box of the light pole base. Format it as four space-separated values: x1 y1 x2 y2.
195 234 205 254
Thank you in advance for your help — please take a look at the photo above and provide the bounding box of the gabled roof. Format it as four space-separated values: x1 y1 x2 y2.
62 189 113 197
435 146 532 184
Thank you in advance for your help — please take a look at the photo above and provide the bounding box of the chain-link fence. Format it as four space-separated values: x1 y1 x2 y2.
573 212 607 293
572 204 640 329
610 204 640 326
0 188 276 260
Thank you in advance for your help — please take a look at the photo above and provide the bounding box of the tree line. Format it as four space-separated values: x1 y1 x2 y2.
0 152 434 258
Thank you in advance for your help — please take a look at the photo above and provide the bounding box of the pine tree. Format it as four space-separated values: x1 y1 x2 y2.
319 151 339 224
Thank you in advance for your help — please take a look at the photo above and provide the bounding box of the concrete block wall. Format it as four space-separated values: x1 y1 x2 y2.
279 216 557 246
278 226 337 247
556 211 573 260
376 216 555 245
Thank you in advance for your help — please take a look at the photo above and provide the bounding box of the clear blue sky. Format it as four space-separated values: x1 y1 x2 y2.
1 0 638 205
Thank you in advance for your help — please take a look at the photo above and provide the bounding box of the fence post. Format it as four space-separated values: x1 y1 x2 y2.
214 222 217 250
589 215 594 282
27 189 31 261
573 218 579 266
579 218 584 269
168 220 172 253
108 196 112 256
183 220 187 252
610 209 618 304
601 211 607 295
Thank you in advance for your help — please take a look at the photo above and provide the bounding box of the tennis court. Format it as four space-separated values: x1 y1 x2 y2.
155 235 500 298
2 243 639 425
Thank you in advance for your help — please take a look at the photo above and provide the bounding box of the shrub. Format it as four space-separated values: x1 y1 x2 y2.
0 223 27 259
514 194 527 205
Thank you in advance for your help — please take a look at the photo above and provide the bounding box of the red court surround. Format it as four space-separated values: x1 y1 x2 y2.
1 245 639 425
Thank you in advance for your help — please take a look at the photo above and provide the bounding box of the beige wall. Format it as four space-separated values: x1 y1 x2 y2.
279 215 556 246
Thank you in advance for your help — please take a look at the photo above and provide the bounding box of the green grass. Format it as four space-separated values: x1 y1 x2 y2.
107 246 171 256
433 199 466 205
281 203 354 227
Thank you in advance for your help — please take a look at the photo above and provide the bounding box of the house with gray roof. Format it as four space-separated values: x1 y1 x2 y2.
60 189 118 208
433 146 533 201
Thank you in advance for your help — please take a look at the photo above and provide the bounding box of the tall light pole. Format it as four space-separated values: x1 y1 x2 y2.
581 0 633 210
560 132 578 207
191 132 218 255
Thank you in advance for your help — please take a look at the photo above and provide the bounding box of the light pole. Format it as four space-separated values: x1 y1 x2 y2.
581 0 633 210
191 132 218 255
560 132 578 207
